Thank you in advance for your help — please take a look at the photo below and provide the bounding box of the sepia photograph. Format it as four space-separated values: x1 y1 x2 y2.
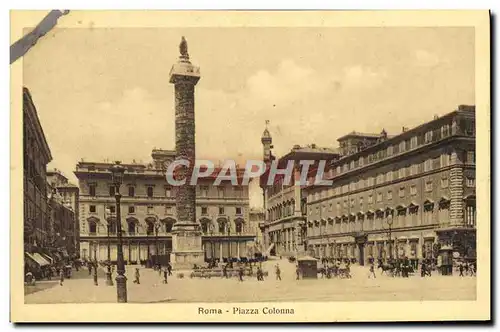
10 10 490 322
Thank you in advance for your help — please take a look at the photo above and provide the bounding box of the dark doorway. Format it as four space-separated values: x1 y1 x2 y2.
358 243 365 266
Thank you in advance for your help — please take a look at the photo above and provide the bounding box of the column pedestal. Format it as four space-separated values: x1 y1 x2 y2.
170 223 204 270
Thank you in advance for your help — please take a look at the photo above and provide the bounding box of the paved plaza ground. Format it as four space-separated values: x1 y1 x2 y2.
24 259 476 304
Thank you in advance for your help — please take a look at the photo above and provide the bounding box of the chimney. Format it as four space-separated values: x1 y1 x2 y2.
434 115 439 120
311 143 317 149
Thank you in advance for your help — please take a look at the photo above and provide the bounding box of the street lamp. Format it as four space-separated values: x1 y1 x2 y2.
154 218 160 269
226 222 232 262
386 213 394 261
209 223 215 264
106 221 113 286
109 161 127 303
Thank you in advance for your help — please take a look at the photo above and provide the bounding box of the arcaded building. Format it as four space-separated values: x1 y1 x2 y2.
304 105 476 265
75 149 254 263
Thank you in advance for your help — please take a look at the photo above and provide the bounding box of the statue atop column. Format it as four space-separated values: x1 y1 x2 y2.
179 36 189 61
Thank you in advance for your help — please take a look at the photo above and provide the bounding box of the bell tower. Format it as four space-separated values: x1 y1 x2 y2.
261 120 273 166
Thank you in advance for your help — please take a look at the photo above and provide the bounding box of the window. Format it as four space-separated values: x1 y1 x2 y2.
109 205 115 213
342 184 349 193
147 186 154 198
368 195 373 204
343 164 348 172
336 166 341 174
359 157 364 167
424 159 433 172
218 187 225 198
128 206 135 214
466 151 475 164
440 154 450 167
410 164 419 176
387 191 393 200
387 146 394 157
88 222 97 234
398 168 406 179
441 178 449 188
234 187 243 198
236 207 242 215
377 173 384 184
200 186 209 197
350 199 355 208
219 206 225 215
329 203 333 212
89 205 96 213
466 177 475 187
410 185 417 196
201 206 208 215
128 186 135 197
410 136 418 149
369 177 375 187
147 205 154 214
165 187 172 197
359 197 364 206
386 171 393 182
399 141 406 153
425 130 433 143
89 184 96 197
441 124 450 137
377 192 382 202
399 187 405 198
343 201 347 209
358 179 364 189
425 181 433 192
109 186 115 197
349 182 356 191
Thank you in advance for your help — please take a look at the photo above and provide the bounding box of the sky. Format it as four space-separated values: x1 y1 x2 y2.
23 25 475 208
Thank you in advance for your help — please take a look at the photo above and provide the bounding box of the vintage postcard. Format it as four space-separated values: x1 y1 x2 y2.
10 10 490 322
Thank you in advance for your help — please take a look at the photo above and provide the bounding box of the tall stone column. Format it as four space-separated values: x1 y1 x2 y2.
169 37 204 269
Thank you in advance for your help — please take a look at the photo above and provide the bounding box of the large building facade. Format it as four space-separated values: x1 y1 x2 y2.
75 149 255 263
23 87 53 252
259 128 340 256
47 169 80 256
304 105 476 265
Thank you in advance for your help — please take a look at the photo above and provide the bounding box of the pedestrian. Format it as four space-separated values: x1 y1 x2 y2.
93 263 98 286
163 267 168 284
459 262 464 277
222 264 228 279
134 268 140 284
59 268 64 286
158 264 162 276
368 261 376 279
238 266 244 282
256 267 263 281
295 265 301 280
167 262 172 276
88 263 92 276
275 264 281 281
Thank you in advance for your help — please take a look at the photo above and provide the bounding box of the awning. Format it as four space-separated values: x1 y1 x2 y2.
39 253 54 264
423 199 434 206
25 252 50 267
396 204 407 210
409 235 420 240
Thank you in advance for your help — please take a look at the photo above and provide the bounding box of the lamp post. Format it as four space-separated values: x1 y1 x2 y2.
154 218 160 269
386 213 394 261
106 222 113 286
109 161 127 303
209 224 215 264
227 222 232 261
